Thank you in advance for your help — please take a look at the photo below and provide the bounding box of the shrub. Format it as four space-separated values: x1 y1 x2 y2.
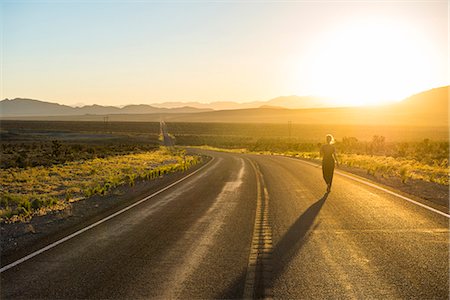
1 147 200 222
31 198 44 210
399 166 410 183
19 200 32 213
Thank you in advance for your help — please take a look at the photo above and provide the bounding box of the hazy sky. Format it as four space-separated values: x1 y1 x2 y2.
1 1 448 106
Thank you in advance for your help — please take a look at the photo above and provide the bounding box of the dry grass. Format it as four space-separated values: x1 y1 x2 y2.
196 146 449 186
0 147 200 223
285 152 449 185
195 145 249 153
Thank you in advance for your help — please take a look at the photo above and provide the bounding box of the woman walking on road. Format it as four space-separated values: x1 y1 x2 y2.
320 134 339 193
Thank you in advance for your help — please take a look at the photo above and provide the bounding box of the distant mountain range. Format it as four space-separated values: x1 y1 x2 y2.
0 99 213 116
0 86 447 126
0 95 328 117
150 96 328 110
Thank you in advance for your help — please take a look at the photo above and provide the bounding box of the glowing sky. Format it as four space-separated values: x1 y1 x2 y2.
1 1 448 106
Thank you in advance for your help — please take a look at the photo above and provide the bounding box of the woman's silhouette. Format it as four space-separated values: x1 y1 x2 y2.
320 134 339 193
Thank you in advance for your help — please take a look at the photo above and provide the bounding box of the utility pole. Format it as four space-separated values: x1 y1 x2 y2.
288 120 292 141
103 116 109 133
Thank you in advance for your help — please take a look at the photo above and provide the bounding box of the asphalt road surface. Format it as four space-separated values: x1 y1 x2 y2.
160 121 174 147
1 150 448 299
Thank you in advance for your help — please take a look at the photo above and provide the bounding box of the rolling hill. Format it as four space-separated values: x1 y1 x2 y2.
0 86 447 126
150 95 328 110
0 98 212 116
0 95 329 117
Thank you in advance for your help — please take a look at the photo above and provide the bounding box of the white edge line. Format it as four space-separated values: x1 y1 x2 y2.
0 157 215 273
282 156 450 219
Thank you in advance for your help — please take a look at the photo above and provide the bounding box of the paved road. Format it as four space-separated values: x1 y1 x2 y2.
1 150 448 299
160 121 174 146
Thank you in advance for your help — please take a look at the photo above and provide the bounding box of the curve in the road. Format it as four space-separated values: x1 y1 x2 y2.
1 150 448 299
284 156 450 218
250 153 448 299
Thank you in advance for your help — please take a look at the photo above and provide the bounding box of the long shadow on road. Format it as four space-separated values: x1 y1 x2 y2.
216 192 329 299
272 192 328 282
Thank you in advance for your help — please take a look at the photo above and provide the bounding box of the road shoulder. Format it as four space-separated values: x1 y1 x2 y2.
285 155 449 214
0 155 211 266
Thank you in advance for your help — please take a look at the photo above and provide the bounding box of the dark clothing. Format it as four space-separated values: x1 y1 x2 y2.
321 144 336 186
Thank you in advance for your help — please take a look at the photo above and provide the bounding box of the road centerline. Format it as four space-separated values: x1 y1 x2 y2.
244 159 273 299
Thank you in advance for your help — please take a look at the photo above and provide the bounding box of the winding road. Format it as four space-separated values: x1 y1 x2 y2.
1 150 448 299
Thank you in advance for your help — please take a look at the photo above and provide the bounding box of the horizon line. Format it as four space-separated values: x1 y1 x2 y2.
1 84 448 108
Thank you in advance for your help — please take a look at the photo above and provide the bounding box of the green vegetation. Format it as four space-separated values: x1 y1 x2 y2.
0 148 200 223
167 122 448 142
1 141 159 168
0 120 160 134
2 120 448 142
169 124 448 185
0 120 447 223
285 152 448 185
196 136 449 186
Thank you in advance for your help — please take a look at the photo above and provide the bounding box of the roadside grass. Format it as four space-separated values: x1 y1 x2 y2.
195 145 249 153
0 147 201 223
283 152 449 185
1 140 159 169
193 146 449 186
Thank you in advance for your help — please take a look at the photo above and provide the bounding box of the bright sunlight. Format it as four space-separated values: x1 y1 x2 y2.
304 18 439 106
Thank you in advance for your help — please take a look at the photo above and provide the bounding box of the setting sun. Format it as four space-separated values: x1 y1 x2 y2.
0 2 449 299
2 2 447 107
303 18 443 106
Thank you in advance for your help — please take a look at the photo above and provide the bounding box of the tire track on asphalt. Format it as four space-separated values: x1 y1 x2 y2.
160 158 246 299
